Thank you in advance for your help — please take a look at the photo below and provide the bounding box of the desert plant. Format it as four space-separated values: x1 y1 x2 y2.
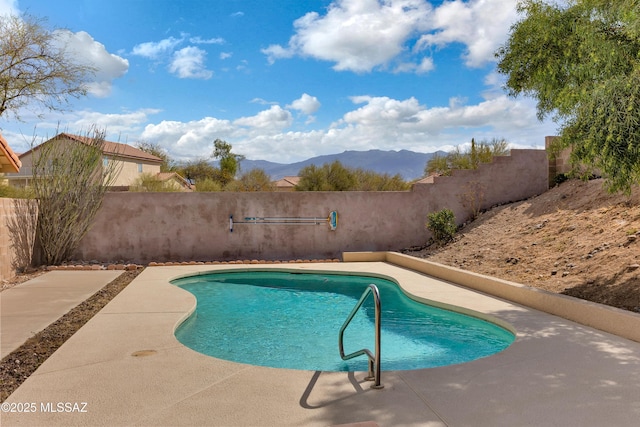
425 138 510 177
7 197 38 272
426 208 457 244
131 173 177 192
31 127 121 265
195 178 223 192
225 168 274 191
459 181 486 220
0 13 96 119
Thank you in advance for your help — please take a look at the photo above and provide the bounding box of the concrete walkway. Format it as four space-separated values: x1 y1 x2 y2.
2 263 640 426
0 270 123 359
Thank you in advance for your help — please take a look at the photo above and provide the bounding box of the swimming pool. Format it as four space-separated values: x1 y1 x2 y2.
173 270 514 371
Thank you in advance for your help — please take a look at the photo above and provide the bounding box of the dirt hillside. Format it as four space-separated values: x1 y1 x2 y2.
402 178 640 313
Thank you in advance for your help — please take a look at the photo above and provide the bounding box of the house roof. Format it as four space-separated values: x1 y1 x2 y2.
274 176 300 188
156 172 192 189
0 133 21 173
18 133 163 164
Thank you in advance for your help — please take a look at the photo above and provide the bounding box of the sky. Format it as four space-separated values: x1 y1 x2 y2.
0 0 557 164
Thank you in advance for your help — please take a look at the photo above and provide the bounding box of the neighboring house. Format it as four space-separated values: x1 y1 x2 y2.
155 172 193 191
4 133 165 189
0 133 21 176
273 176 300 191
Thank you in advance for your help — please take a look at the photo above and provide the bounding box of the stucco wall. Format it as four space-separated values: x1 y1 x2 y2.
76 149 548 263
110 157 161 187
0 198 16 280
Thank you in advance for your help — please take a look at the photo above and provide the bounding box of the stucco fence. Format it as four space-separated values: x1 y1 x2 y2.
0 198 17 280
75 149 548 264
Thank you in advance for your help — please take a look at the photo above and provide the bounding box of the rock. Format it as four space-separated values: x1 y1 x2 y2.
627 264 640 272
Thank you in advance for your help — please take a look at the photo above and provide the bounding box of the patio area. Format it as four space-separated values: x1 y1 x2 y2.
2 259 640 426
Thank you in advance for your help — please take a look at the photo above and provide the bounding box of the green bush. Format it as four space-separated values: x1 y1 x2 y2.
426 209 457 244
195 178 223 192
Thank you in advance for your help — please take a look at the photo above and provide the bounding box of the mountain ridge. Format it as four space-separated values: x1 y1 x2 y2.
238 149 445 181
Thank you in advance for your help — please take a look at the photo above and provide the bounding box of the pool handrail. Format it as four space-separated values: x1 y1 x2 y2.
338 284 383 389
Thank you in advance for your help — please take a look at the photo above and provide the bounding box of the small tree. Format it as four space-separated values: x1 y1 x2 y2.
135 141 172 172
31 128 121 265
296 160 410 191
212 139 244 185
175 158 218 184
495 0 640 193
295 164 328 191
225 168 274 191
0 14 96 120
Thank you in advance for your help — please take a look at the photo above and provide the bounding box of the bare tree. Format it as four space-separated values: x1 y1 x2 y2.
7 197 38 273
31 128 121 265
0 14 96 120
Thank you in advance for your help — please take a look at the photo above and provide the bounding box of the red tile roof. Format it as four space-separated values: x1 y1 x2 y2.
18 133 163 164
0 133 21 173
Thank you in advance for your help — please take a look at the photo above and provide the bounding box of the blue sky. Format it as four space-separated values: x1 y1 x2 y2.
0 0 556 164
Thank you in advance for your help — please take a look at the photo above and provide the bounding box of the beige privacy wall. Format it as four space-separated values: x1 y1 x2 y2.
75 149 548 263
0 198 15 280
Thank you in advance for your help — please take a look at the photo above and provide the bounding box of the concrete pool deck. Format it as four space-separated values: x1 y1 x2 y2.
0 270 124 359
2 260 640 426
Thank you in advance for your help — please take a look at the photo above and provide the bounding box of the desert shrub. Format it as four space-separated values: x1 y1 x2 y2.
131 173 177 192
459 181 486 220
425 138 510 177
426 208 457 244
195 178 223 192
225 168 274 191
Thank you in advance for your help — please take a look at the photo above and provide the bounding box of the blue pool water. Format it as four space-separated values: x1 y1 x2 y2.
173 270 514 371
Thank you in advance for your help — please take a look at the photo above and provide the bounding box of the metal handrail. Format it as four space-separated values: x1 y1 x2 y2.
338 284 383 389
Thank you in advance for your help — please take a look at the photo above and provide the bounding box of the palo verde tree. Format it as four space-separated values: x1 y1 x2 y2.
212 139 245 186
0 14 96 120
496 0 640 193
31 128 121 265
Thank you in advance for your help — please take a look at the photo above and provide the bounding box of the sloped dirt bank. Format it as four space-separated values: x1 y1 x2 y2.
402 178 640 313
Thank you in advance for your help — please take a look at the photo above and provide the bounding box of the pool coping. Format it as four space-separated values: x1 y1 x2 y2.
345 251 640 343
3 258 640 426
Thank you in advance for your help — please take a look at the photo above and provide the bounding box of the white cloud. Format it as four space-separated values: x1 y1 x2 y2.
263 0 520 72
263 0 432 72
250 98 277 106
70 108 162 135
132 36 183 59
220 52 232 60
55 30 129 97
417 0 519 67
190 36 225 45
141 117 235 158
261 44 294 63
0 0 18 15
234 105 293 130
128 83 554 164
169 46 213 79
287 93 320 115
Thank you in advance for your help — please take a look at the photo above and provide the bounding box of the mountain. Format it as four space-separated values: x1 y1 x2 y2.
238 149 445 181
